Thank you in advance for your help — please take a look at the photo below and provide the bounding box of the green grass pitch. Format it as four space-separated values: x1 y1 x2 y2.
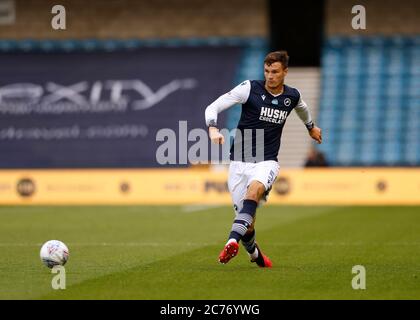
0 205 419 299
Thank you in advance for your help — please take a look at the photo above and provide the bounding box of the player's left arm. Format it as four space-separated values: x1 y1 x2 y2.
294 96 322 144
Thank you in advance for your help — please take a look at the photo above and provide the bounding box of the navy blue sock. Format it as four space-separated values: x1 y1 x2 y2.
241 229 256 254
228 200 258 242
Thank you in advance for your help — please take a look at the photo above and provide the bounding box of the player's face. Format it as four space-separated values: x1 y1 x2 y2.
264 62 288 89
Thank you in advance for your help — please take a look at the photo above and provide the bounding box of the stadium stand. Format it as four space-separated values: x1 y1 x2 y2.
315 0 420 167
1 0 418 169
0 0 268 39
325 0 419 36
0 0 270 169
318 36 420 166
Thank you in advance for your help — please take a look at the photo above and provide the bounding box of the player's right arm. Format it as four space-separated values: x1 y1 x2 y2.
205 80 251 144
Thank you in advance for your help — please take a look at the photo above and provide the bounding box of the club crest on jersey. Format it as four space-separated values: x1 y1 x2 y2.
259 106 287 124
284 98 291 106
271 99 278 105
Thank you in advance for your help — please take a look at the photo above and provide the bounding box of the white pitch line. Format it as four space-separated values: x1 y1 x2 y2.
181 205 225 213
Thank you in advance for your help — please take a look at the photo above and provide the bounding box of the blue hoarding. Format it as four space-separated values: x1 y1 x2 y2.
0 47 241 167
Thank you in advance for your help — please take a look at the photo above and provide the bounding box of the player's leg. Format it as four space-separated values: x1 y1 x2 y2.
240 161 279 267
227 161 247 215
218 161 247 264
241 216 257 259
219 179 266 264
227 178 267 244
243 225 272 268
219 161 278 265
237 181 272 267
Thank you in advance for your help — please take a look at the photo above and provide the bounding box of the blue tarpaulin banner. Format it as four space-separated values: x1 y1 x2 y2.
0 47 241 167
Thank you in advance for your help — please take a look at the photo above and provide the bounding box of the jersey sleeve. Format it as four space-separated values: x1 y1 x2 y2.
205 80 251 127
293 90 313 126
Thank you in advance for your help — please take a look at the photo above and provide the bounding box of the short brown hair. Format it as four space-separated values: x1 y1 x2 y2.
264 51 289 68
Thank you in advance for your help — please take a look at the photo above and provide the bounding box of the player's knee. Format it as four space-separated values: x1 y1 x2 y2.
245 191 259 202
246 182 266 202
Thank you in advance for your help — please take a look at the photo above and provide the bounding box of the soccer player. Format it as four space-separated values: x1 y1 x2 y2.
205 51 322 267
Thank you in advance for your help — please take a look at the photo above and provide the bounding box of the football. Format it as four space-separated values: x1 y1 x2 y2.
40 240 69 269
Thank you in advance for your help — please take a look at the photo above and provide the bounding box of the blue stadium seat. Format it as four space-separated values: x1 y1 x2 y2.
319 36 419 166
